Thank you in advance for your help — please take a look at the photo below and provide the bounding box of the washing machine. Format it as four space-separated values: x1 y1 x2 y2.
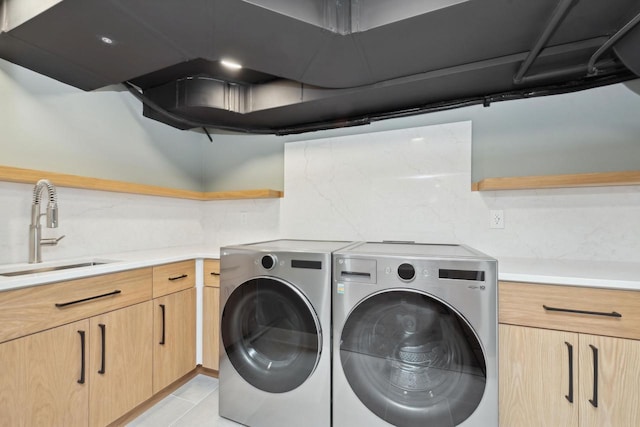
333 242 498 427
219 239 353 427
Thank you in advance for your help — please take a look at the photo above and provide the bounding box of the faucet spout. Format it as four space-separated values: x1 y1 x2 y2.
29 179 61 263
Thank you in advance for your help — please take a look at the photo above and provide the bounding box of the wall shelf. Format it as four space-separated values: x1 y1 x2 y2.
0 165 283 201
472 171 640 191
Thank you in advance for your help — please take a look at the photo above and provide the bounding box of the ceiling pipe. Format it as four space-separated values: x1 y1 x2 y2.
517 59 621 85
277 71 633 135
513 0 576 84
588 10 640 75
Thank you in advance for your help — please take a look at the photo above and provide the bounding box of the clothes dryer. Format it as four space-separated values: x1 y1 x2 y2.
333 242 498 427
219 239 352 427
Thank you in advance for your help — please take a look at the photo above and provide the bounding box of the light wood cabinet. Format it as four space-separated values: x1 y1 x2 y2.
152 260 195 298
0 334 23 427
203 286 220 371
151 261 197 393
578 334 640 427
0 268 153 427
0 304 153 427
152 287 196 393
89 301 153 427
203 258 220 287
202 258 220 371
0 268 152 344
499 281 640 427
0 319 90 427
499 324 579 427
0 260 204 426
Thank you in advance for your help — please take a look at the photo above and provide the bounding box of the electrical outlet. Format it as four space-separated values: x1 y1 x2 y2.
489 210 505 229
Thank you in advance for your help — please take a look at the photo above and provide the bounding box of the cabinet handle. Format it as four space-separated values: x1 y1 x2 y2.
159 304 166 345
168 274 188 281
589 344 599 408
210 272 220 276
55 290 122 308
98 324 106 374
77 330 86 384
564 341 574 403
542 305 622 318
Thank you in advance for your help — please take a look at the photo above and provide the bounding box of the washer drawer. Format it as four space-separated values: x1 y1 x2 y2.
499 281 640 340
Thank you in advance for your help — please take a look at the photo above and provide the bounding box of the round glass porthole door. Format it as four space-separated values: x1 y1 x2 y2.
340 290 486 427
222 277 322 393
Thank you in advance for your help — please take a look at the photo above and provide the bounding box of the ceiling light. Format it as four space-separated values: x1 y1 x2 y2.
99 36 115 45
221 59 242 70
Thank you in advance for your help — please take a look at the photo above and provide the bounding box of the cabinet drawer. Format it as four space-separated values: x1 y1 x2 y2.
0 268 152 343
499 281 640 340
203 259 220 288
152 260 195 298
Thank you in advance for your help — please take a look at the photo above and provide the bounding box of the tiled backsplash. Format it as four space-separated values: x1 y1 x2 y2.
281 121 640 263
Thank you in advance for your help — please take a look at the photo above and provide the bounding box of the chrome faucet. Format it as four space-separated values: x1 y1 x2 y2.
29 179 65 263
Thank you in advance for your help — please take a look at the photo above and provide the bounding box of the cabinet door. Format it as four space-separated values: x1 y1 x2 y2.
579 334 640 427
0 335 25 427
203 286 220 371
23 320 90 427
499 324 579 427
89 301 153 427
153 287 196 393
0 320 91 427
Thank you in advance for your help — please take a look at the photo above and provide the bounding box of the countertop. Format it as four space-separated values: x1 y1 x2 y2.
498 257 640 290
0 245 221 292
1 246 639 292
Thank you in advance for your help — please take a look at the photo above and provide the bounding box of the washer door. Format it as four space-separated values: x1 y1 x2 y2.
222 277 322 393
340 290 486 427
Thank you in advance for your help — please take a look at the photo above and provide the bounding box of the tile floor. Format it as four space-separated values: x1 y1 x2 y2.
127 375 243 427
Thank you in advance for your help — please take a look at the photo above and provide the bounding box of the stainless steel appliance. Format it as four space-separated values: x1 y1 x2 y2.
333 242 498 427
219 239 352 427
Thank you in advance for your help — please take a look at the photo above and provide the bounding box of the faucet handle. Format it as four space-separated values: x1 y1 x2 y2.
41 235 66 246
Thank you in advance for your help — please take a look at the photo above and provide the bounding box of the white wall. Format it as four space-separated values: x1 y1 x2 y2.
0 59 208 191
1 120 639 265
0 58 285 192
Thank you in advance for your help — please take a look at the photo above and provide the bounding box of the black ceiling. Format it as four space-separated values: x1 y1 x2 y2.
1 0 639 134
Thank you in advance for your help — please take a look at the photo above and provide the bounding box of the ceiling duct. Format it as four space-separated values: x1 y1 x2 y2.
1 0 639 135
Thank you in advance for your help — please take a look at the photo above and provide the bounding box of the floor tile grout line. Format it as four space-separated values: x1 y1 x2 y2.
170 377 220 405
168 390 217 427
129 394 196 427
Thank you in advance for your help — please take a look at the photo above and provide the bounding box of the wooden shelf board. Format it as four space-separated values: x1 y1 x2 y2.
472 171 640 191
0 165 283 201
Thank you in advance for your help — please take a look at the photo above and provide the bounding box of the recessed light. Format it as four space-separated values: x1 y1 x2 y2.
99 36 115 45
221 59 242 70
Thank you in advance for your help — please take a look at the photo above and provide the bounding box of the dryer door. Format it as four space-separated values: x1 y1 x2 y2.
340 290 486 427
221 277 322 393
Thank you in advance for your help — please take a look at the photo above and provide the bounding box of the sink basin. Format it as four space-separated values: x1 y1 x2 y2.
0 260 116 277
